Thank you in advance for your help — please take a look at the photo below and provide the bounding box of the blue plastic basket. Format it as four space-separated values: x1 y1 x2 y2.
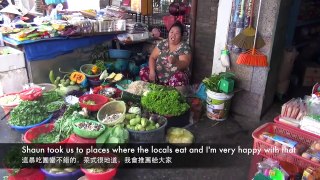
108 49 131 59
40 168 84 180
9 114 53 133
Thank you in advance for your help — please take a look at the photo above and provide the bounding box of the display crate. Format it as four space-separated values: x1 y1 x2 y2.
252 122 320 169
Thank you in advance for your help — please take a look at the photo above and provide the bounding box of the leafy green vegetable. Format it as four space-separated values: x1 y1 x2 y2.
95 60 106 72
141 89 189 116
32 130 61 143
40 91 62 105
46 101 65 112
202 74 222 92
96 124 129 147
9 101 49 126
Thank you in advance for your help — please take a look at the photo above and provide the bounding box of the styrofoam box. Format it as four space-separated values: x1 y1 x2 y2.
128 31 149 41
0 46 25 72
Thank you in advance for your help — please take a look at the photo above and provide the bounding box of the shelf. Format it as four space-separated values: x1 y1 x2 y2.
296 19 320 27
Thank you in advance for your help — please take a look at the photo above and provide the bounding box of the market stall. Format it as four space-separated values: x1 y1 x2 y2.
249 83 320 179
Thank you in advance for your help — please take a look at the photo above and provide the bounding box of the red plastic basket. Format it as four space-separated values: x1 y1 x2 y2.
19 88 42 101
274 115 320 138
79 94 109 112
80 153 119 180
252 122 320 169
23 123 69 145
6 168 45 180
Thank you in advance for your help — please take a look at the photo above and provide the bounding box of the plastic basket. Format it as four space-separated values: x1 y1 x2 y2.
40 168 84 180
252 122 320 169
127 115 167 143
9 114 53 133
80 64 102 78
19 88 42 101
68 134 97 144
80 153 119 180
79 94 109 112
274 116 320 138
0 93 21 119
23 123 69 144
97 101 126 126
6 168 45 180
73 119 105 139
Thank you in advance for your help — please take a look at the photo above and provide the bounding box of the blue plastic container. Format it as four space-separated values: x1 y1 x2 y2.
114 59 129 72
40 168 84 180
9 114 53 133
108 49 131 59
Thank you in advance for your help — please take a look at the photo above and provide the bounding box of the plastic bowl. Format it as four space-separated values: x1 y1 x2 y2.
5 168 45 180
19 88 43 101
23 123 69 144
73 119 105 139
40 168 83 180
80 153 119 180
115 79 132 91
35 83 56 93
108 49 131 59
68 134 97 144
80 64 102 78
9 114 53 133
79 94 109 112
88 77 102 87
97 101 126 126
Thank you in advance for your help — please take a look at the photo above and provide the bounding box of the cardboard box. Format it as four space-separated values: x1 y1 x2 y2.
0 46 25 73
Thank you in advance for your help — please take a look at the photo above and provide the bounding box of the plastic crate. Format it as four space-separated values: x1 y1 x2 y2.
274 115 320 138
252 122 320 169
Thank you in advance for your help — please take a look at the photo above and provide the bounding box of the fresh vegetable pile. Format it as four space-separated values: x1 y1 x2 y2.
53 104 84 141
32 130 60 143
46 101 65 113
141 87 189 116
96 125 129 146
166 127 194 145
125 114 162 131
40 91 63 105
44 163 78 174
0 94 21 106
9 101 49 126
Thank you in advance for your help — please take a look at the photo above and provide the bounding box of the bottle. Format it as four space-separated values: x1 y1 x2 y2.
0 32 4 47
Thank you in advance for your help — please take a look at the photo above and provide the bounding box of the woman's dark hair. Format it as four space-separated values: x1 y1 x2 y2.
169 21 185 35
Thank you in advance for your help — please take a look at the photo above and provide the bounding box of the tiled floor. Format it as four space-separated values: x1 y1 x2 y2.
0 103 281 180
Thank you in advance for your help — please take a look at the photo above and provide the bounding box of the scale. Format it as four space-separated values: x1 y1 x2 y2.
218 72 235 94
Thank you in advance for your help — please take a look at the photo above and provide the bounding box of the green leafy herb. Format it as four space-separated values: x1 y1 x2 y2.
9 101 49 126
46 101 65 113
141 89 189 116
95 60 106 72
32 130 61 143
202 74 222 92
40 91 63 105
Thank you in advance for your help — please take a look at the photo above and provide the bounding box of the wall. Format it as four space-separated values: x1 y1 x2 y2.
210 0 283 121
191 0 219 83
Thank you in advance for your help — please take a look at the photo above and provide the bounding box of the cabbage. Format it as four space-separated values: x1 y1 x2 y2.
167 127 194 145
55 85 80 96
128 106 141 115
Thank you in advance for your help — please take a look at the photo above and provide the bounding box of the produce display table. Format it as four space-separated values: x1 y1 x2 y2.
3 33 120 83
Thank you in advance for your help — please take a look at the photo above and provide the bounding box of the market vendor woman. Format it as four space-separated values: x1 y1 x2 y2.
140 21 191 90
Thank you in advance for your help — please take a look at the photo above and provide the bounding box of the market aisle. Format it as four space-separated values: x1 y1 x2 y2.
0 105 280 179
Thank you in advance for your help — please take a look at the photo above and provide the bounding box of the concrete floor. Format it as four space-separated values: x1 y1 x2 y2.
0 103 281 180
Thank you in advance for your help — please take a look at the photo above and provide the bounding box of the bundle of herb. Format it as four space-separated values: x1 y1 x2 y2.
40 91 63 105
141 89 189 116
9 101 49 126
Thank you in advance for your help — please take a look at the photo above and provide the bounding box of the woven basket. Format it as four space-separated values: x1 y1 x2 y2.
97 101 126 126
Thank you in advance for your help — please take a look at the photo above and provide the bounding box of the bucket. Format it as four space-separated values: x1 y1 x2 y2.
206 90 233 121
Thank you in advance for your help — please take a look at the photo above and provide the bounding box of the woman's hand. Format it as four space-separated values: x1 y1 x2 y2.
149 70 156 82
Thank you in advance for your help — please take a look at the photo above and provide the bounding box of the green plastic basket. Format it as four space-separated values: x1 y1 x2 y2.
73 119 106 139
97 101 126 126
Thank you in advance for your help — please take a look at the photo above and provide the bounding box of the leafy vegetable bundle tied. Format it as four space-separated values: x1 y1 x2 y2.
141 89 189 116
9 101 49 126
